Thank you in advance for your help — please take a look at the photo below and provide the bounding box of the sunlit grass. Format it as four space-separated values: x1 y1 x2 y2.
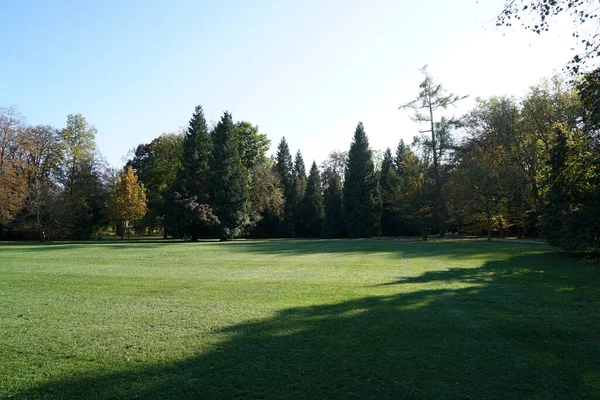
1 239 598 399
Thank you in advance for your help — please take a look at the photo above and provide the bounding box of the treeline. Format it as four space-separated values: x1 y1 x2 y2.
1 67 599 250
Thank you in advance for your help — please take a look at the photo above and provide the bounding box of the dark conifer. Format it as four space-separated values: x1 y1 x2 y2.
298 161 324 237
322 171 345 238
343 122 381 237
210 112 250 240
275 137 296 237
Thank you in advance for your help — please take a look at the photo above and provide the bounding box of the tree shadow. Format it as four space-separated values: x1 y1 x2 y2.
10 249 600 399
222 238 549 261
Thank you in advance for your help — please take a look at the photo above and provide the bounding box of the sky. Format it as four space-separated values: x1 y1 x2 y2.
0 0 586 168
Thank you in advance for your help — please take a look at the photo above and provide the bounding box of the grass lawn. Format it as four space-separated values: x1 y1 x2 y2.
1 239 599 399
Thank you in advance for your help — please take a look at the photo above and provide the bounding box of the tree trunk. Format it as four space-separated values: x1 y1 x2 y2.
487 213 492 242
163 226 168 240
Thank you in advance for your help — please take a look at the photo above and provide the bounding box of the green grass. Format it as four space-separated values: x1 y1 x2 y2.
1 239 599 399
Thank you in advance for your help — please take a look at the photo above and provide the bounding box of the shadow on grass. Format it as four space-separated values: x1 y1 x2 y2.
0 237 545 258
11 248 600 399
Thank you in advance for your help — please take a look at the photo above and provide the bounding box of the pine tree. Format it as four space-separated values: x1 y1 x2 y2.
210 112 250 240
173 105 214 241
294 150 307 200
293 150 308 235
298 161 324 237
380 148 394 191
275 137 296 237
394 139 406 174
379 148 397 236
111 165 147 239
343 122 382 237
322 171 345 238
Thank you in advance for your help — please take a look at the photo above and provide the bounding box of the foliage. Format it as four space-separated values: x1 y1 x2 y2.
233 121 270 171
111 166 148 238
210 112 250 240
343 122 381 237
248 159 285 234
400 66 466 236
497 0 600 74
127 132 183 233
297 161 324 237
275 137 296 237
171 105 215 241
321 170 345 238
320 150 348 181
0 106 28 226
542 124 600 250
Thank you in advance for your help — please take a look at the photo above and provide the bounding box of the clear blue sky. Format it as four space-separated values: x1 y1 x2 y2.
0 0 579 168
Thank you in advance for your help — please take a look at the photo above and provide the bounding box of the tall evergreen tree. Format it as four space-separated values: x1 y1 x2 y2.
322 171 345 238
275 137 296 237
400 66 465 237
210 112 250 240
394 139 406 174
379 148 397 236
294 150 307 200
293 150 307 235
343 122 381 237
380 148 394 191
298 161 324 237
173 105 214 241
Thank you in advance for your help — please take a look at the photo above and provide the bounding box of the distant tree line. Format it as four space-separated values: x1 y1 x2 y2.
1 67 599 250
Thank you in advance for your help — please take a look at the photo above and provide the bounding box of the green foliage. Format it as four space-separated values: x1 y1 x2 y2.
343 123 381 237
394 139 406 174
128 133 183 233
275 137 296 237
61 160 110 239
170 105 215 240
400 66 466 236
542 125 600 251
321 171 345 238
248 159 285 236
297 162 324 237
210 112 250 240
379 148 393 192
233 121 270 170
577 67 600 134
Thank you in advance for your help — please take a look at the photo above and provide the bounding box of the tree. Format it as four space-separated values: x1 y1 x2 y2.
320 150 348 181
293 150 308 235
210 112 250 240
173 105 214 241
462 96 526 236
577 67 600 135
394 139 406 174
379 148 399 236
111 166 148 239
128 132 183 237
248 159 285 236
275 137 296 237
58 114 109 239
298 161 324 237
542 124 600 251
445 146 504 242
400 66 466 236
321 170 345 238
233 121 270 171
60 114 97 191
0 106 28 227
343 122 381 238
497 0 600 74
